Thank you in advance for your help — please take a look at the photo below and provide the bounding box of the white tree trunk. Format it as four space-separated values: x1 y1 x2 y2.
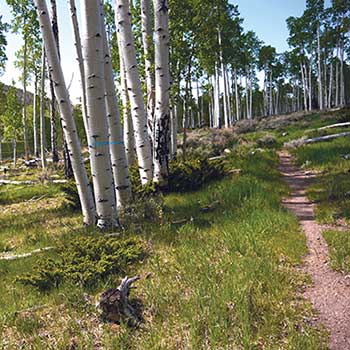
214 64 221 127
329 60 333 108
81 0 117 228
33 76 39 158
34 0 96 226
152 0 170 186
340 41 345 106
115 0 153 185
336 45 339 106
22 37 29 160
117 35 136 167
309 56 312 111
40 45 47 169
234 68 239 121
101 10 132 208
317 25 323 110
67 0 89 137
141 0 155 143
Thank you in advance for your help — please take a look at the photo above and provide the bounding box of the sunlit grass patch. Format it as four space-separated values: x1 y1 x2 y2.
323 230 350 273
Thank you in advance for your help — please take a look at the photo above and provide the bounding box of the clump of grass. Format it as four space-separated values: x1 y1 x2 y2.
323 230 350 273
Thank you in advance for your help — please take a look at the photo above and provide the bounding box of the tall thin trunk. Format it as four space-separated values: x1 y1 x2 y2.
245 72 249 119
171 103 177 158
117 34 135 167
249 67 253 119
152 0 170 186
101 9 132 207
214 63 221 127
218 30 229 128
317 25 323 110
22 35 29 161
81 0 117 228
50 0 59 164
68 0 89 136
309 55 312 111
234 68 239 121
33 75 39 158
34 0 96 226
340 40 345 106
0 134 2 163
336 45 339 106
13 133 17 167
116 0 153 185
329 60 333 108
40 45 47 169
269 69 273 116
141 0 155 143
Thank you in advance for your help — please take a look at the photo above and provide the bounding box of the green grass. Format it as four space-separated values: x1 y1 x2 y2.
0 183 62 205
323 230 350 273
0 147 326 349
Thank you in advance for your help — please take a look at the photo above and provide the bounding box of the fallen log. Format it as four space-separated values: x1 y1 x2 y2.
0 179 68 185
0 247 55 261
285 132 350 148
308 122 350 132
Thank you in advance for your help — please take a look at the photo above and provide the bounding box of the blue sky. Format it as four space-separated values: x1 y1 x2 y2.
0 0 332 101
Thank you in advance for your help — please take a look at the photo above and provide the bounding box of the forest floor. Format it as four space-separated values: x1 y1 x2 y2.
279 151 350 350
1 108 350 349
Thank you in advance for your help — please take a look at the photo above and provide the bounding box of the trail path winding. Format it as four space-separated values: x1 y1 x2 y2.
279 151 350 350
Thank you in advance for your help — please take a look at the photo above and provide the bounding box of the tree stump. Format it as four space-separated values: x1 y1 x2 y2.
97 276 141 326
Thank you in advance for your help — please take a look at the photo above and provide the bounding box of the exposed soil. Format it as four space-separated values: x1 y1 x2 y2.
279 151 350 350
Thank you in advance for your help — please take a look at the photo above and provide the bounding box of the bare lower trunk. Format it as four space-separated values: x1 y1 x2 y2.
82 0 117 228
101 11 132 207
22 37 29 161
317 25 323 110
309 55 312 111
328 60 333 108
33 76 39 158
13 135 17 167
116 0 153 185
34 0 96 226
40 45 47 169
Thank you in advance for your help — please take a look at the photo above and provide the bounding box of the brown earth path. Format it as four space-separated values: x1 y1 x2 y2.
278 151 350 350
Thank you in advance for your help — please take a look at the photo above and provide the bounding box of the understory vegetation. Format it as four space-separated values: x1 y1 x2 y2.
0 128 329 349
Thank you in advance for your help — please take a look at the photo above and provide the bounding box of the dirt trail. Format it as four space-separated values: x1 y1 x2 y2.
278 151 350 350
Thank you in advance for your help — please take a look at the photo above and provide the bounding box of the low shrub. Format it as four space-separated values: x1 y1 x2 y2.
17 236 145 291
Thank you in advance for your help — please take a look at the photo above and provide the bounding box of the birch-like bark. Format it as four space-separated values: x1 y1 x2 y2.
309 55 312 111
117 35 135 166
101 9 132 207
214 63 221 127
0 134 2 163
336 45 339 106
81 0 117 228
40 45 47 169
34 0 96 226
141 0 155 142
152 0 170 186
33 76 39 158
115 0 153 185
50 0 59 163
218 30 229 128
328 60 333 108
234 68 239 121
340 41 345 106
245 73 249 119
317 25 323 110
67 0 89 137
22 36 29 160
